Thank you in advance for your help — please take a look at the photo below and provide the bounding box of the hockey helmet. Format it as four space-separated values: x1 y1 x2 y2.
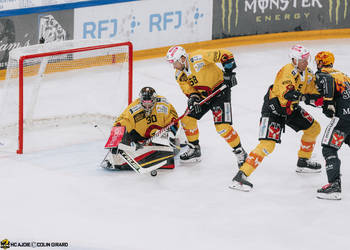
289 45 310 62
315 51 334 66
139 86 157 111
166 46 187 64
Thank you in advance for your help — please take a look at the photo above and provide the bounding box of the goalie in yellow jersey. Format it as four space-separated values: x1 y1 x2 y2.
230 45 323 191
101 86 179 171
166 45 247 167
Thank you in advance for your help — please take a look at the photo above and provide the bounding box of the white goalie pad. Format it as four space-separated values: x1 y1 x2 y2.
107 143 174 168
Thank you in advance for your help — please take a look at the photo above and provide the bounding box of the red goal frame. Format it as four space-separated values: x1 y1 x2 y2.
16 41 133 154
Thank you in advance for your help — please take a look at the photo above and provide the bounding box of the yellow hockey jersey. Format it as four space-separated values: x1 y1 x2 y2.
270 63 319 110
174 49 234 97
113 96 178 139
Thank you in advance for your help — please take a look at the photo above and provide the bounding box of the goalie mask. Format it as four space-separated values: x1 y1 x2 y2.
139 87 157 112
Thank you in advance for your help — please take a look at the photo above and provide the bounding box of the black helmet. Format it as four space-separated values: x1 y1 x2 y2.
139 86 157 111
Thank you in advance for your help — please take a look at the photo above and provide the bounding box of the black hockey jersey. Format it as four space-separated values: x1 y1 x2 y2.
317 67 350 120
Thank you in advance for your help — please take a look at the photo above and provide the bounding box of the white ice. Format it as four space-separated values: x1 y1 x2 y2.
1 39 349 250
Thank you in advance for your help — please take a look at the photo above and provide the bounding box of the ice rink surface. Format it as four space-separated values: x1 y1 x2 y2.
1 39 350 250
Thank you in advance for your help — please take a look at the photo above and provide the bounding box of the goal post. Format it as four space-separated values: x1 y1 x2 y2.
0 40 133 154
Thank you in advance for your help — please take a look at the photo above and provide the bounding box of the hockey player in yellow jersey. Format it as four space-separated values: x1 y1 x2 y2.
113 86 178 141
166 45 247 167
101 86 179 170
230 45 323 191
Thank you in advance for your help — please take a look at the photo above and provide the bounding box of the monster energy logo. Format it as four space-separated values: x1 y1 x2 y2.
329 0 348 24
221 0 239 33
220 0 349 34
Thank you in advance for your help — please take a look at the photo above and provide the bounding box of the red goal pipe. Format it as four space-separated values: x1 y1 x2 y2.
16 41 133 154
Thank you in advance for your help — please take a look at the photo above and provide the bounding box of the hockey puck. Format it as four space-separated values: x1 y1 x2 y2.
150 170 157 177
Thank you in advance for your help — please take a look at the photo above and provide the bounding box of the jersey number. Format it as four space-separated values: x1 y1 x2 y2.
189 76 198 86
146 115 157 124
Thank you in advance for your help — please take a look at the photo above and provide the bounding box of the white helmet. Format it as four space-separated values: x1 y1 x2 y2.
289 45 310 62
166 46 187 64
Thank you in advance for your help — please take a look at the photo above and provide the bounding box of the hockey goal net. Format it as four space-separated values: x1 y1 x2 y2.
0 40 133 154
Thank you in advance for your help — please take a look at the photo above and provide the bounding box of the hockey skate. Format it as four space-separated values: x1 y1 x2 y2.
317 179 341 200
233 146 248 168
296 157 321 173
180 143 201 163
229 170 253 192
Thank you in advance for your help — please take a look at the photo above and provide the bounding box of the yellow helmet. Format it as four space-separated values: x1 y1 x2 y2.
315 51 335 66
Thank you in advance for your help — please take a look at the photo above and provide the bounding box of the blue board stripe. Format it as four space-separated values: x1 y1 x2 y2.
0 0 138 17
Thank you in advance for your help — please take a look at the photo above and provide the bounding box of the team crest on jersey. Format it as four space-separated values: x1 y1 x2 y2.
330 130 345 149
213 107 223 122
133 111 145 123
190 55 202 62
129 104 142 114
291 69 297 76
194 62 205 72
267 122 281 141
156 104 168 114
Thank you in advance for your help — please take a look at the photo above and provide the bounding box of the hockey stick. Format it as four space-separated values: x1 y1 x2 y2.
141 84 227 147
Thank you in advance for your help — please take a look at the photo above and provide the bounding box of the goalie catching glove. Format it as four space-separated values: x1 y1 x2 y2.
188 93 202 114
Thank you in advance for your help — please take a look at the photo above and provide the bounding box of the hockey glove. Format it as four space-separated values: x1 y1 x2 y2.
223 71 237 88
301 94 324 107
322 101 336 118
284 90 302 101
188 94 202 114
222 58 237 88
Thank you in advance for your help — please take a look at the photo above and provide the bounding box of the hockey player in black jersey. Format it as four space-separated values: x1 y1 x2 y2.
315 51 350 200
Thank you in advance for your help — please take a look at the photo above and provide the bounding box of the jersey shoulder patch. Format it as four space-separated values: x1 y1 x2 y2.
190 55 203 63
156 96 169 104
156 103 169 114
129 103 142 114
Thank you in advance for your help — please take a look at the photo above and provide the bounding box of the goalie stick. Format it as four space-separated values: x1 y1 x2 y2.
141 84 227 147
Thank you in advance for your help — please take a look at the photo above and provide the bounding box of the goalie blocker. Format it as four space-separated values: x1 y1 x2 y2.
101 126 176 171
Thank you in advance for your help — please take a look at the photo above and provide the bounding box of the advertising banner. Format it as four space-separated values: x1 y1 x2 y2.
0 0 86 10
213 0 350 39
74 0 213 50
0 10 73 69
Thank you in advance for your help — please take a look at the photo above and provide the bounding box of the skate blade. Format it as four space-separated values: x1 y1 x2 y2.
296 167 321 174
316 192 341 200
180 157 201 164
229 181 252 192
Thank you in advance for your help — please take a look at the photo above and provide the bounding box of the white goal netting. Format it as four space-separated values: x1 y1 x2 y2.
0 39 132 153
